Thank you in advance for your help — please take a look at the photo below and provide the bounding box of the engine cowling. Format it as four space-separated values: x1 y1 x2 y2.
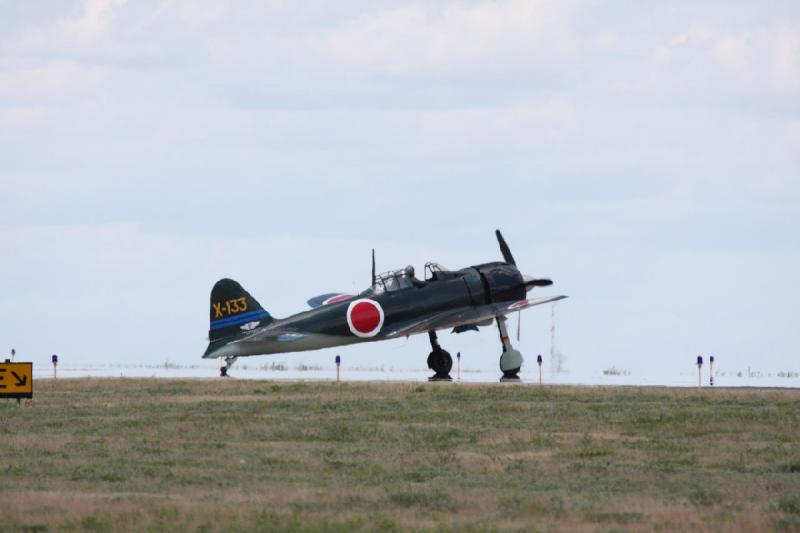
472 262 526 303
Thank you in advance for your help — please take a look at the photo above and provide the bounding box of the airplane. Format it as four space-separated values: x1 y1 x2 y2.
203 230 567 381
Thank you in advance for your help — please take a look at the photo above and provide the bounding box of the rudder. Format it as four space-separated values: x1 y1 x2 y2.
208 278 273 343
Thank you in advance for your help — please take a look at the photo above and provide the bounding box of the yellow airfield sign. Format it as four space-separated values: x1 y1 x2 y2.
0 362 33 399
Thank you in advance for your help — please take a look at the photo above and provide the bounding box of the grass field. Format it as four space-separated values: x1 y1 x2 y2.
1 379 799 532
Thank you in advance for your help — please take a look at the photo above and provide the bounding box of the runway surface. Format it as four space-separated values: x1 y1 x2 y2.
29 363 800 388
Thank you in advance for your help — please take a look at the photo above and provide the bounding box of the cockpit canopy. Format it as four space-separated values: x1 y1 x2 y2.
424 262 448 281
371 266 421 294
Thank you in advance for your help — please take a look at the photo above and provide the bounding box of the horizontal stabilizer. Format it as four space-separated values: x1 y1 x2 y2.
307 293 355 308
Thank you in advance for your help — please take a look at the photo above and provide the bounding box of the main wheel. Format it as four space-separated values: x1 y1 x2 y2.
439 350 453 374
427 348 453 376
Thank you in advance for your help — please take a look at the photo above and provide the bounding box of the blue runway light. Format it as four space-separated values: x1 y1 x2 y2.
51 354 58 364
536 354 543 385
335 355 341 365
697 355 703 366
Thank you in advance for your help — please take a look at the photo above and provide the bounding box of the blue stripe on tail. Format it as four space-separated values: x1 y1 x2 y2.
210 309 271 331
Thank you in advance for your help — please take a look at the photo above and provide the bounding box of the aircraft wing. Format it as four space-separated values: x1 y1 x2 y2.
381 309 473 338
383 295 567 338
495 295 568 314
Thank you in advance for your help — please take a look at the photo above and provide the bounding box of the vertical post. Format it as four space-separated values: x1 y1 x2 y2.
10 349 15 362
696 355 703 389
335 355 341 382
456 352 461 382
709 355 715 387
52 354 58 379
537 355 543 385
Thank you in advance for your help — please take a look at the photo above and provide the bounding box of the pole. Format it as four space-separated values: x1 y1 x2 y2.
335 355 341 382
10 349 15 362
456 352 461 382
52 354 58 379
537 354 543 385
709 355 715 387
696 355 703 389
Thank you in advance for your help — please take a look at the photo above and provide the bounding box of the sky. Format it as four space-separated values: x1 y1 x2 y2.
1 0 798 377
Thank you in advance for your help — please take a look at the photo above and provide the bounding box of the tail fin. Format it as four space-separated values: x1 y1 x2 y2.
207 278 273 345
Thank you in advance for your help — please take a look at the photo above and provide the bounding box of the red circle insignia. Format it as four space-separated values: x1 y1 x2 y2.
346 299 384 337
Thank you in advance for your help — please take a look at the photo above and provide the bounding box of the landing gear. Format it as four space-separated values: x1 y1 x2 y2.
220 356 238 377
496 316 523 382
427 331 453 381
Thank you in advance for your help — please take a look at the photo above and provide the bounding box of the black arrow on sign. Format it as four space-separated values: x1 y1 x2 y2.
0 368 5 389
11 371 26 387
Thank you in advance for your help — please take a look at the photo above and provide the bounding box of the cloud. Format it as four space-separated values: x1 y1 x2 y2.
709 27 800 91
322 0 583 73
153 0 230 27
765 27 800 91
712 32 753 73
209 0 587 73
0 106 49 129
646 24 800 93
19 0 128 56
406 96 579 152
0 61 108 103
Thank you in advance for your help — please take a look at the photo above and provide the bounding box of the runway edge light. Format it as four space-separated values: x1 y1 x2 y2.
709 356 715 387
335 355 341 382
697 356 703 389
537 355 543 385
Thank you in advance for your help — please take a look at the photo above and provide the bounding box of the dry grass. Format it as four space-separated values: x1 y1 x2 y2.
1 379 799 531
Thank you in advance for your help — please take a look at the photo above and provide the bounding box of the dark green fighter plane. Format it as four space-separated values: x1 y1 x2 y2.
204 230 566 381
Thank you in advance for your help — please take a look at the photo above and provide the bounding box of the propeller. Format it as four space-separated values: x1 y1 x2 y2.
495 229 516 266
371 249 376 286
496 229 553 289
491 229 560 342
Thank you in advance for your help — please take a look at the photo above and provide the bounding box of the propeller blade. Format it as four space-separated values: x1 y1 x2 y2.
516 310 521 342
371 249 376 286
495 229 516 266
525 278 553 289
